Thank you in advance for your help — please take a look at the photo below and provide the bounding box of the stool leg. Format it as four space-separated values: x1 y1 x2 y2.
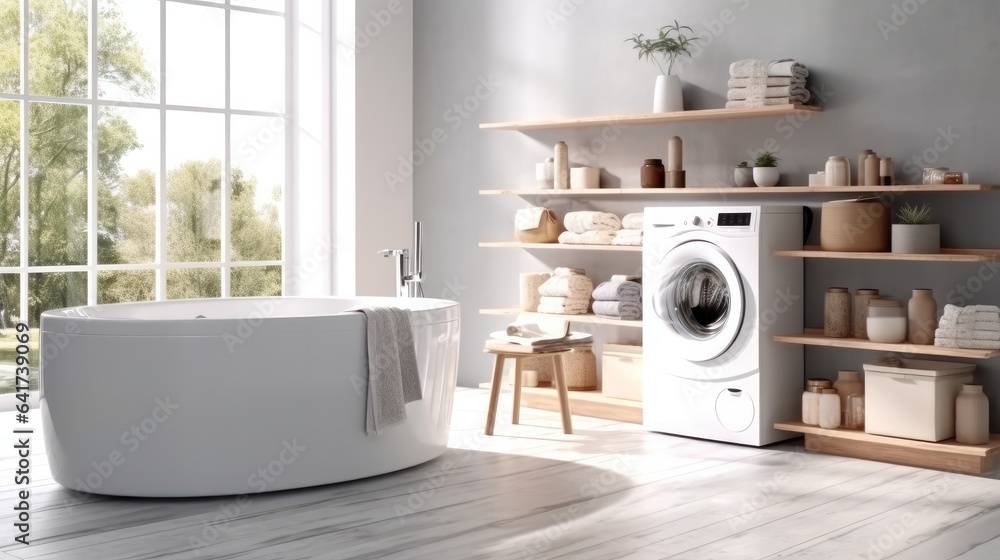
552 355 573 434
485 355 506 436
512 357 523 424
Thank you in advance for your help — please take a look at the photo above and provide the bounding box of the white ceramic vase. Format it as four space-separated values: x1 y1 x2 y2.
653 75 683 113
955 383 989 445
753 167 779 187
825 156 851 187
891 224 940 254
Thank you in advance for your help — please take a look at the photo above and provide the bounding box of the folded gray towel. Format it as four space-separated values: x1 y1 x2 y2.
593 300 642 321
355 307 422 435
592 279 642 302
725 98 799 108
727 86 810 103
727 76 804 88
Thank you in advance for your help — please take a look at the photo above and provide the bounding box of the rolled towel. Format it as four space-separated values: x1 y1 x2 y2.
558 230 616 245
563 211 621 234
538 273 593 299
612 230 642 246
937 319 1000 332
727 76 804 88
727 86 810 103
725 98 800 109
593 279 642 302
621 212 644 230
619 300 642 321
537 296 590 315
729 58 809 79
935 327 1000 341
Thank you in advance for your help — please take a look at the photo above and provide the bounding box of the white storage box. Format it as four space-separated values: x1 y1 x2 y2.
602 344 642 402
864 358 975 442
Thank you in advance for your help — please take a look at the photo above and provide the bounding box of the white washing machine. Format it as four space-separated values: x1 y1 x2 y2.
643 206 804 446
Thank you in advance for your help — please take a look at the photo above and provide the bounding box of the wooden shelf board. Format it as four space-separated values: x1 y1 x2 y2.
520 384 642 424
775 246 1000 262
479 241 641 252
775 421 1000 474
480 308 642 328
479 104 822 131
479 184 998 196
773 328 1000 359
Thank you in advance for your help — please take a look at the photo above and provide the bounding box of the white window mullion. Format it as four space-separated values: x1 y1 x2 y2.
87 0 98 305
19 0 28 324
221 2 231 298
156 0 167 300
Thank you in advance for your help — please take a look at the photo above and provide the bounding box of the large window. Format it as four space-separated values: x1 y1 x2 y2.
0 0 291 394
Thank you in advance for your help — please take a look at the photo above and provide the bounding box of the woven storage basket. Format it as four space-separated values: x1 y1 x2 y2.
522 347 596 390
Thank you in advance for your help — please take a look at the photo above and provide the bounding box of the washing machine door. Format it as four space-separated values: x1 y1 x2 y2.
652 240 745 362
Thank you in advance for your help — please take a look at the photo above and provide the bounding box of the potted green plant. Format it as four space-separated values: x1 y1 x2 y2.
892 202 940 254
752 151 780 187
625 21 700 113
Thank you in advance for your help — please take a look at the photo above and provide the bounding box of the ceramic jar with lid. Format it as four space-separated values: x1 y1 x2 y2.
853 288 880 339
867 298 907 343
818 389 842 429
640 159 665 189
824 287 851 338
802 378 833 426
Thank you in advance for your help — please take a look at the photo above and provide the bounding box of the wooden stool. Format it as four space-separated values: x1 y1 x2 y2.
484 346 574 435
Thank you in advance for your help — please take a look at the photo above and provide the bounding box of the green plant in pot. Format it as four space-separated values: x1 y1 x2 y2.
751 151 780 187
892 202 940 254
625 21 700 113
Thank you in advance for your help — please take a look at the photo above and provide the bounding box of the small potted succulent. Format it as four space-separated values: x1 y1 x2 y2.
752 151 780 187
625 21 700 113
892 202 940 254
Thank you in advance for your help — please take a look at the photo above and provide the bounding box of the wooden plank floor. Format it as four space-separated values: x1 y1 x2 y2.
3 388 1000 559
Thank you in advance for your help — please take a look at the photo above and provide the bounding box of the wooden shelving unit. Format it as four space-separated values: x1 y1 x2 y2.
775 246 1000 262
479 104 822 131
774 421 1000 474
480 184 999 196
480 308 642 328
773 328 1000 359
479 241 641 252
519 384 642 424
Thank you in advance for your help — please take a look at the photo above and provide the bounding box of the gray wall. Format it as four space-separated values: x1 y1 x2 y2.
413 0 1000 429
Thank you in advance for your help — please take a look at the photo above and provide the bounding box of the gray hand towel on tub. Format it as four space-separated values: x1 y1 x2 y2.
355 307 422 435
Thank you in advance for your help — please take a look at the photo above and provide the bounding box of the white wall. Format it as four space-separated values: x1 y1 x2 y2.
331 0 414 297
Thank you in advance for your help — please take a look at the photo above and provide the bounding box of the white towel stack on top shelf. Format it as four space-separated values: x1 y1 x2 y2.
612 212 643 246
726 58 811 109
559 211 621 245
935 304 1000 350
536 267 592 315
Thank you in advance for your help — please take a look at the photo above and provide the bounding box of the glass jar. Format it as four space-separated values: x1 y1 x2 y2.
818 388 842 429
640 159 665 189
802 387 824 425
844 394 865 430
833 370 863 421
922 167 949 185
867 298 907 343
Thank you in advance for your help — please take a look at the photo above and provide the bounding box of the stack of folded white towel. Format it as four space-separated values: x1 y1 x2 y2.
726 58 810 109
592 275 642 320
559 211 621 245
612 213 643 246
537 267 593 315
935 304 1000 350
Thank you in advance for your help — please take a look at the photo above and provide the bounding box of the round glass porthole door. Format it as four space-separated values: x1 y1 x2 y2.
653 240 744 362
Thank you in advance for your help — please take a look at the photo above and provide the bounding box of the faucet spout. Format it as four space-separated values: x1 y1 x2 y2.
378 221 423 298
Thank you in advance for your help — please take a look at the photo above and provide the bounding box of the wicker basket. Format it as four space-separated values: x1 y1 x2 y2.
522 347 596 390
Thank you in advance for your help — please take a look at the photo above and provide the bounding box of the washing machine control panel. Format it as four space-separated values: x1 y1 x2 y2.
717 212 752 227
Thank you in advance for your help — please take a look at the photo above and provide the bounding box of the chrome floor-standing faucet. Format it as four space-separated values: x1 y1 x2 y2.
378 222 422 298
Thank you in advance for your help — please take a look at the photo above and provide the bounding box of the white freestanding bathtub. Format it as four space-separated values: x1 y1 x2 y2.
39 297 460 498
